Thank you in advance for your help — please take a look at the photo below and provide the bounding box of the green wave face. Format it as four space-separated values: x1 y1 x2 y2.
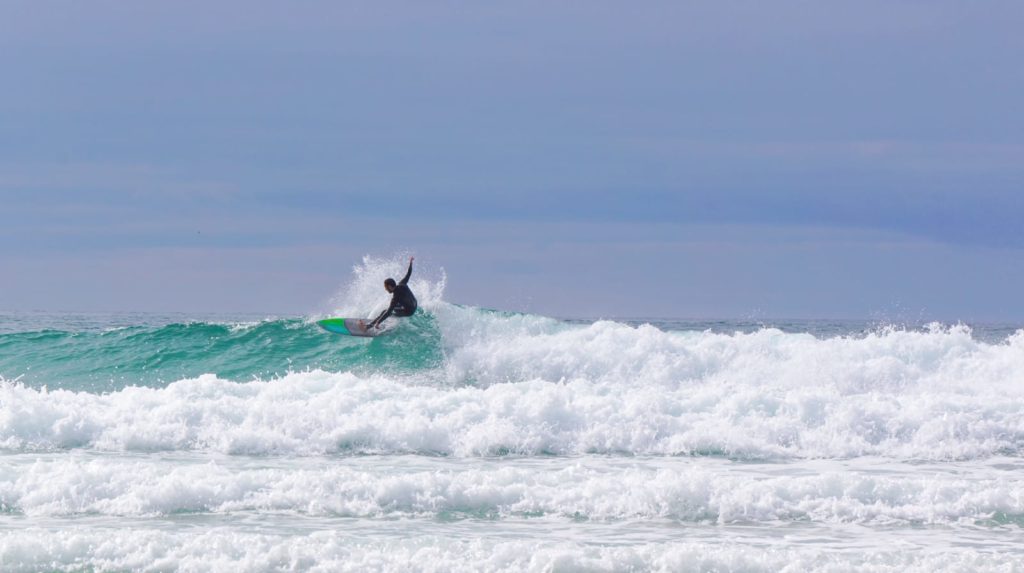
0 313 444 392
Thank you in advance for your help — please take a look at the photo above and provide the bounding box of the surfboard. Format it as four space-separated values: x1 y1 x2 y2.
317 318 382 338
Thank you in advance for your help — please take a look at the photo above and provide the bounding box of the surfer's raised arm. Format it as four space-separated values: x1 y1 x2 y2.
398 256 414 286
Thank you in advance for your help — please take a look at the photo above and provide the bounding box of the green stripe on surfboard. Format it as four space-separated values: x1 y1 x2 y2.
317 318 352 335
317 318 378 337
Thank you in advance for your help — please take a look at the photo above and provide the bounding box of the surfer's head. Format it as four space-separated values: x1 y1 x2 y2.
384 278 397 293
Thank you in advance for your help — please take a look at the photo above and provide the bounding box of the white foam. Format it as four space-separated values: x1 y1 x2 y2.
435 311 1024 394
1 458 1021 525
0 529 1020 573
3 315 1024 459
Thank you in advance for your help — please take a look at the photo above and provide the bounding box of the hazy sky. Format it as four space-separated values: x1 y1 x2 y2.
3 1 1023 319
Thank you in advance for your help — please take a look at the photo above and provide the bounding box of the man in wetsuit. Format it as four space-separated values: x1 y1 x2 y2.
367 257 418 330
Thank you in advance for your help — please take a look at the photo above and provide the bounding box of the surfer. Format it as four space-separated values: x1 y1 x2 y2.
367 257 418 330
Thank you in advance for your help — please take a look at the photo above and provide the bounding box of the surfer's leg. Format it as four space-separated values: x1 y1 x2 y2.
393 305 415 318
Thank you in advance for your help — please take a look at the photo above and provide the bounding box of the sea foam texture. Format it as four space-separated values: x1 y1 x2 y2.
2 458 1022 524
1 530 1021 573
2 313 1024 459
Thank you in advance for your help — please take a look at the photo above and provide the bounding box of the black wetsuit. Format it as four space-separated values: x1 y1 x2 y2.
368 261 418 329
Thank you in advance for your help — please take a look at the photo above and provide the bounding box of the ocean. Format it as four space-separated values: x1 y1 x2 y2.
2 263 1023 571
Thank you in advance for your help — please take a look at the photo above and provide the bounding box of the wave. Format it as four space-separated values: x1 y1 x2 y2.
1 353 1022 459
5 300 1024 396
0 257 451 390
0 313 455 393
2 255 1024 459
0 530 1020 573
2 458 1021 525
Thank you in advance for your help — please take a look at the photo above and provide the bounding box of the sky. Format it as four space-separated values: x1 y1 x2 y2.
2 1 1023 320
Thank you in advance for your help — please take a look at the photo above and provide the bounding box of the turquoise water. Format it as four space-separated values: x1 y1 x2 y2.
4 310 1018 394
0 312 445 392
2 302 1024 571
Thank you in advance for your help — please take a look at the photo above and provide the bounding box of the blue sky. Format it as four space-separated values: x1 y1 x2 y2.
3 1 1023 319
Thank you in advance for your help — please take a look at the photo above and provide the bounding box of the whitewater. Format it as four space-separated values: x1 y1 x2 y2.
2 258 1023 571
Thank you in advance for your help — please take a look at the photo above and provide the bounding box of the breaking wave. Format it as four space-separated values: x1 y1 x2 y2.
2 315 1024 459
